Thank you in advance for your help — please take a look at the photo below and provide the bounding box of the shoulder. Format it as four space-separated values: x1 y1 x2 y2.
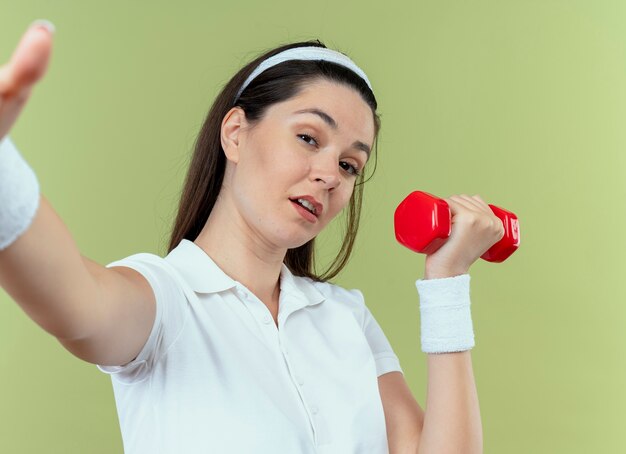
106 252 183 299
106 250 188 317
107 251 164 268
302 277 368 324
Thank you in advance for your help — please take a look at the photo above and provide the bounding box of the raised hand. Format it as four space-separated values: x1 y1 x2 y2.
0 20 55 140
424 194 506 279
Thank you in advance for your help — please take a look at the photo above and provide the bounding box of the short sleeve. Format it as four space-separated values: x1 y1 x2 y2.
96 253 188 384
350 289 404 377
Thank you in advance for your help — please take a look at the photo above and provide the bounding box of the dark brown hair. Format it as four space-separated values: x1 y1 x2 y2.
167 40 380 282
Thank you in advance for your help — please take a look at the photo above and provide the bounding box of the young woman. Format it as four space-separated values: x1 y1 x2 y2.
0 20 502 453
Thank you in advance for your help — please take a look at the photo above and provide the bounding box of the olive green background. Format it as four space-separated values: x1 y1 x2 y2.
1 0 625 452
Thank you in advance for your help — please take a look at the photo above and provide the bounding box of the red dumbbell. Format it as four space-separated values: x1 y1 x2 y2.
394 191 520 263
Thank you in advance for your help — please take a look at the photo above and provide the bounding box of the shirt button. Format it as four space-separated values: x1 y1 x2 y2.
311 406 319 415
296 376 304 386
263 315 272 324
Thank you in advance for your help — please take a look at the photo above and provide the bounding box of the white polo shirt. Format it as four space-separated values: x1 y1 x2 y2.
97 239 403 453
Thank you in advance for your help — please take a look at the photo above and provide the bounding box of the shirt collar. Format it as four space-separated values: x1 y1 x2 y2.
164 239 326 306
278 255 326 307
165 239 236 293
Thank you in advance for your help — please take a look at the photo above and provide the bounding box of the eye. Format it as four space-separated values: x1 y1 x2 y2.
297 134 318 147
340 161 361 177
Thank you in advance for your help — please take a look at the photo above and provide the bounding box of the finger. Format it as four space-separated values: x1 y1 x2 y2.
470 194 492 211
462 195 503 233
458 195 504 231
456 194 491 213
0 65 12 94
0 86 33 138
0 24 53 95
447 195 500 231
444 197 479 224
448 195 483 213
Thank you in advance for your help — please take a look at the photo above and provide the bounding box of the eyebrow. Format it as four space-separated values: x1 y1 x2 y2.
292 108 371 157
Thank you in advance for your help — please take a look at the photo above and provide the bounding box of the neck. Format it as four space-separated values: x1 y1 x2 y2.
193 193 285 305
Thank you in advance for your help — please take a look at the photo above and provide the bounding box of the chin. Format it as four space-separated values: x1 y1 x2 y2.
275 233 313 250
262 213 325 249
275 231 318 250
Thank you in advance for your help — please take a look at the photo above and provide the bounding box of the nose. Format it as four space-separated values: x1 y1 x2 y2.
311 154 341 190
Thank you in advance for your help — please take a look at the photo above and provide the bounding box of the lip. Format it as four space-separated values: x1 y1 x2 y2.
291 200 318 223
289 195 324 217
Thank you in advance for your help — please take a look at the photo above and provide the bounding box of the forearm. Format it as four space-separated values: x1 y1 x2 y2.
415 265 483 453
0 193 101 340
417 351 482 454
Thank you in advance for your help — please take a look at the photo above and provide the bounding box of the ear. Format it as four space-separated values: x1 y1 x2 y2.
220 107 247 164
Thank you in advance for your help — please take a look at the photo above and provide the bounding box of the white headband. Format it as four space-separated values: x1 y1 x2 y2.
234 46 373 102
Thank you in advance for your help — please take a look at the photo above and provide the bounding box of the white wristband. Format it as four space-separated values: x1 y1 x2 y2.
0 136 40 250
415 273 474 354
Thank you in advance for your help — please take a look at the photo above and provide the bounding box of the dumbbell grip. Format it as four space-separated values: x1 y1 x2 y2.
394 191 520 263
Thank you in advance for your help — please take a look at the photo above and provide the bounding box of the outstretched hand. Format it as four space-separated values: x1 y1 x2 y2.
423 194 505 279
0 21 54 140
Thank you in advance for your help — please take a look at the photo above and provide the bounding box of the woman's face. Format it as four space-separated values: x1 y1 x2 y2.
221 78 376 250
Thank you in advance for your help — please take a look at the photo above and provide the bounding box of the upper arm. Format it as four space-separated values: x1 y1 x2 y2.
348 288 424 450
57 257 156 367
379 371 425 454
